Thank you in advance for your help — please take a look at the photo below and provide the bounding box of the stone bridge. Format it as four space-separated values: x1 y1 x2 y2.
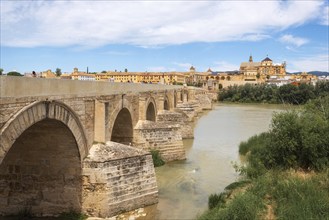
0 76 212 218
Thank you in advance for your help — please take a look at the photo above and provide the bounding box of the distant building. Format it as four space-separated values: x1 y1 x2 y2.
71 68 95 81
40 69 56 78
239 55 286 81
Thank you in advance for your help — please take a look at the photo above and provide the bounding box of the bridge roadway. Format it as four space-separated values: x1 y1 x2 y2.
0 76 212 218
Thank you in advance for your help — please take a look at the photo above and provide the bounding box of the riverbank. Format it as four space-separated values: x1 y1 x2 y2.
198 96 329 219
198 169 329 220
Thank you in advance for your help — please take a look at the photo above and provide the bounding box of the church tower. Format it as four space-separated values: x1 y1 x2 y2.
249 55 253 63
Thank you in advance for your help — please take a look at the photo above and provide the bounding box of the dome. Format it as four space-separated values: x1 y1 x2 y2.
262 57 272 62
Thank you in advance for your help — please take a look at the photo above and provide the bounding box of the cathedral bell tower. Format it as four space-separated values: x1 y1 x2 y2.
249 55 253 63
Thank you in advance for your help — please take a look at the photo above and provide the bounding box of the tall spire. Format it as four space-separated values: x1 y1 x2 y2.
249 54 253 63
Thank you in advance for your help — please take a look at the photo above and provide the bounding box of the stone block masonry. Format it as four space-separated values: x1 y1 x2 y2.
157 109 194 139
133 120 185 161
82 142 158 218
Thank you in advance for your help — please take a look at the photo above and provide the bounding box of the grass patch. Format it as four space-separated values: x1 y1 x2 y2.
273 174 329 219
150 149 165 167
224 179 251 191
208 192 228 209
199 191 265 220
199 170 329 220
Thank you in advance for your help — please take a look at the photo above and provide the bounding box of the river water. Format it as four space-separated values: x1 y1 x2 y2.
140 103 289 220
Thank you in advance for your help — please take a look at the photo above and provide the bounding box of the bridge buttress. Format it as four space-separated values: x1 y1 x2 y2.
94 100 106 143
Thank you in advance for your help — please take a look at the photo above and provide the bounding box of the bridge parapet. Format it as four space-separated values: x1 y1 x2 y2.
0 76 182 99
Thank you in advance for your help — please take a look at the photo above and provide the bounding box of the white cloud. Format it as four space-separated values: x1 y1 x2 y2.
0 0 325 48
319 5 329 25
288 54 329 72
279 34 309 47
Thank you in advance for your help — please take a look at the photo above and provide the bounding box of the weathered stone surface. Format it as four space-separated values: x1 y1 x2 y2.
0 119 81 216
133 120 185 161
82 142 158 218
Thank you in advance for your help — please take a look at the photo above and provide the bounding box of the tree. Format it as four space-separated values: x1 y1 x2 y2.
124 68 128 72
55 68 62 77
7 71 22 76
0 68 3 75
101 70 107 73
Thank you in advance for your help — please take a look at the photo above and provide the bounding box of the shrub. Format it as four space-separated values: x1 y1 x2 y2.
240 96 329 172
239 132 270 155
150 149 165 167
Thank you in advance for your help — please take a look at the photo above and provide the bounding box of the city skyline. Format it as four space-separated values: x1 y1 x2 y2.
1 0 328 74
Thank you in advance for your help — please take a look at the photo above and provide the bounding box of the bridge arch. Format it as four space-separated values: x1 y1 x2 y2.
0 101 87 216
110 108 133 145
146 97 157 122
174 91 177 108
164 95 170 110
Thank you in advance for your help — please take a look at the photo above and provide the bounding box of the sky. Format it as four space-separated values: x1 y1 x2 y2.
1 0 328 74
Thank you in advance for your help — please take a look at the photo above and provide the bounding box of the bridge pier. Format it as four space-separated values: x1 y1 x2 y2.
82 142 157 218
94 100 106 143
133 120 185 161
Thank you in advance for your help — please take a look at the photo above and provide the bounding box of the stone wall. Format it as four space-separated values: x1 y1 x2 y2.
82 142 158 217
0 101 34 130
195 93 212 110
133 120 185 161
157 110 194 139
0 119 81 216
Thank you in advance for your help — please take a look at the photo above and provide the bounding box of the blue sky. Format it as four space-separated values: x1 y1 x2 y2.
1 0 328 74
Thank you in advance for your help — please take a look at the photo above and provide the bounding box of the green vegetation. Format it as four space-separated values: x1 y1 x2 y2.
0 68 3 75
199 96 329 220
200 171 329 220
241 96 329 173
55 68 62 77
7 71 23 76
218 81 329 104
150 149 165 167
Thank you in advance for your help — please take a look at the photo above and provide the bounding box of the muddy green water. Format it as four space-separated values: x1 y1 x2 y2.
142 103 290 220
